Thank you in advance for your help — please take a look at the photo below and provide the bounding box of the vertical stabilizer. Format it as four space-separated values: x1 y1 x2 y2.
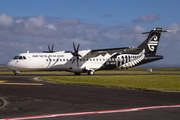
138 27 167 55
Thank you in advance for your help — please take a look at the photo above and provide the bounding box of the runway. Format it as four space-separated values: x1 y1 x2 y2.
0 75 180 119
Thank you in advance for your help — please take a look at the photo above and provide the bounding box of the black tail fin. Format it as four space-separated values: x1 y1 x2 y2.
138 27 167 55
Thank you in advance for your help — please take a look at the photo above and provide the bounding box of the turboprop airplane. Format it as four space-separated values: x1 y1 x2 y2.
6 27 170 76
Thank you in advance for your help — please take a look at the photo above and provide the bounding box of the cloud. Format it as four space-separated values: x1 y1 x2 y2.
0 13 179 67
0 13 13 27
132 13 160 23
26 15 46 28
102 14 113 18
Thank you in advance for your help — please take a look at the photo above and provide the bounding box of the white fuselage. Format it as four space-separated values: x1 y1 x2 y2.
6 49 145 75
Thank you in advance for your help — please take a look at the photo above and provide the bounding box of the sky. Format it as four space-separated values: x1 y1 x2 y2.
0 0 180 67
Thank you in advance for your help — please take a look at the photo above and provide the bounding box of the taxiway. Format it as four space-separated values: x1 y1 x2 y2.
0 74 180 120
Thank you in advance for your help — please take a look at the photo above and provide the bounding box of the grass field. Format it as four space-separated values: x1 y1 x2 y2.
41 75 180 91
1 67 180 91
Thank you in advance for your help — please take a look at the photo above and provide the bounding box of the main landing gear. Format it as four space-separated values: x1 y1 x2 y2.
74 70 95 76
87 70 94 75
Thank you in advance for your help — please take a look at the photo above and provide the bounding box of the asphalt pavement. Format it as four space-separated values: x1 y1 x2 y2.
0 74 180 120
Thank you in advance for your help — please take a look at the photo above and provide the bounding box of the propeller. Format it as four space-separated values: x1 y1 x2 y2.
71 42 82 67
48 44 54 53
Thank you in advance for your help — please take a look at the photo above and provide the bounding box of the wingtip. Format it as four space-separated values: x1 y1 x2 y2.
166 30 173 32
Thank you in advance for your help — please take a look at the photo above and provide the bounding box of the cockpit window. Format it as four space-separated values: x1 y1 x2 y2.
19 56 23 59
13 56 19 59
13 56 27 60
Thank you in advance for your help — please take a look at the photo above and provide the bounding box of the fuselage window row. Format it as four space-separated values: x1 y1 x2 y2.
46 58 113 62
45 56 138 63
14 55 138 63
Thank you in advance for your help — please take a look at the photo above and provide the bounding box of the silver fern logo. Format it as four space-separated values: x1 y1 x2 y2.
148 35 158 51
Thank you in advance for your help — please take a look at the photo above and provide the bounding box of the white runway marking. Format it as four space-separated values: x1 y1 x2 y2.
1 104 180 120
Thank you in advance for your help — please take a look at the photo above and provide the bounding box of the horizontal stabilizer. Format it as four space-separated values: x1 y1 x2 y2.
142 28 172 34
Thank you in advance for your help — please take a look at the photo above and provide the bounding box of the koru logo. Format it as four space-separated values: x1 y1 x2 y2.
148 35 158 51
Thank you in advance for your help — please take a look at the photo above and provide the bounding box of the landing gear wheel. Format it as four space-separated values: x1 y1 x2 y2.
14 71 20 76
14 73 18 76
74 72 81 75
88 70 94 75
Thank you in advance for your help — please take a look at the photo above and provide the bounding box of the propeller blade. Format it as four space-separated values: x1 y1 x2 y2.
72 58 75 64
78 53 82 57
73 41 77 53
77 44 80 52
77 57 79 67
48 44 51 52
51 44 54 52
77 59 78 67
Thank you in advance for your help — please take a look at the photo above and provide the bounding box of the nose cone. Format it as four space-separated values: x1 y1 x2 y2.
5 60 17 70
5 61 12 70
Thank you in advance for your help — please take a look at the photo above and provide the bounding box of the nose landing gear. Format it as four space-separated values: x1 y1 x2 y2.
14 71 20 76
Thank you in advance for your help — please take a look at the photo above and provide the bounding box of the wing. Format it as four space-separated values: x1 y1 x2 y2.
90 47 138 56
